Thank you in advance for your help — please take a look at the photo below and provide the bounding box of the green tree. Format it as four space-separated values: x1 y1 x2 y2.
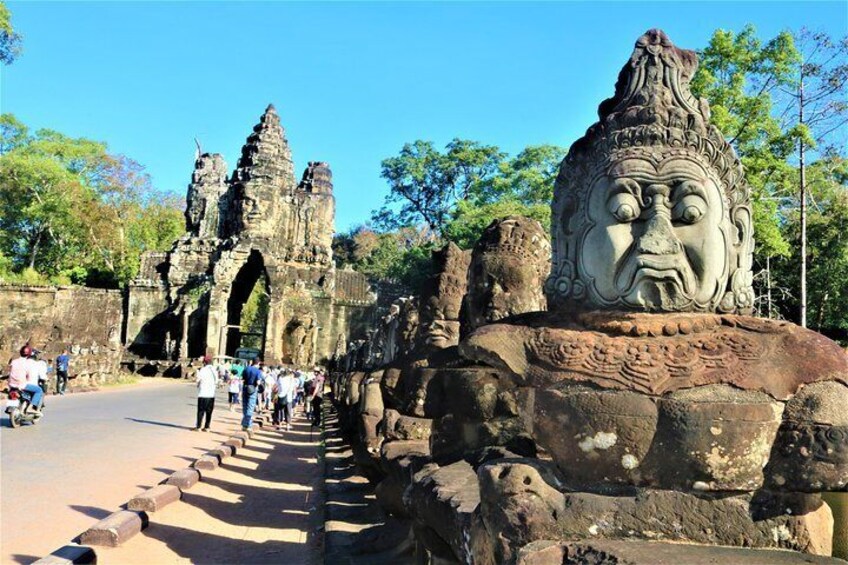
240 280 270 350
471 144 566 206
691 26 800 318
773 156 848 335
372 139 505 236
332 225 437 292
443 199 550 250
0 1 22 65
445 143 565 248
0 113 184 287
776 29 848 327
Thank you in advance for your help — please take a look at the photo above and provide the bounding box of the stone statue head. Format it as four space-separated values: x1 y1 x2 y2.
547 29 754 314
463 216 551 334
417 243 471 350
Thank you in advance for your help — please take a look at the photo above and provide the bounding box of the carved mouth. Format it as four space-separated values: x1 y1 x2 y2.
618 255 696 299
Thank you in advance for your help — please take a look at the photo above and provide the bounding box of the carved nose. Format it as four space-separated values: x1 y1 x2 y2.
637 209 682 255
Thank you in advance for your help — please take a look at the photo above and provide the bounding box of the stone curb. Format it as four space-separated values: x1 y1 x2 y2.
165 467 201 490
223 437 243 451
210 444 235 460
32 544 97 564
193 454 220 471
79 510 148 547
127 484 182 512
36 431 252 561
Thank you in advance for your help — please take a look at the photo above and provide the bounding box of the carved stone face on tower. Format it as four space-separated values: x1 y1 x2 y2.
547 29 754 314
232 105 296 239
464 216 551 332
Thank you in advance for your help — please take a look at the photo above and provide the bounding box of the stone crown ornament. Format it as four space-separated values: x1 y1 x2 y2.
476 216 551 279
547 29 754 314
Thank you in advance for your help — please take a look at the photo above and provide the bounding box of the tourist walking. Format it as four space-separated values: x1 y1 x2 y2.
294 370 305 411
273 369 296 431
310 370 325 428
303 371 315 420
263 368 276 412
241 359 262 430
55 348 70 395
193 356 217 432
227 369 241 411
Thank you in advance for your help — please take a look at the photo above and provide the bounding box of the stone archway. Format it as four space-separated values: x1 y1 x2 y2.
223 250 270 357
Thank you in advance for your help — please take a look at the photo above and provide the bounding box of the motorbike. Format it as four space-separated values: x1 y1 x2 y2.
5 387 44 428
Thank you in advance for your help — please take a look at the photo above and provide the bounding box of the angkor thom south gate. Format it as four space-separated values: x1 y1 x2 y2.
125 105 387 366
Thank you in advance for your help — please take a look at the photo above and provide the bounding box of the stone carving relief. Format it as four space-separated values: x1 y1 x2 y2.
463 216 551 334
547 29 754 314
416 243 471 351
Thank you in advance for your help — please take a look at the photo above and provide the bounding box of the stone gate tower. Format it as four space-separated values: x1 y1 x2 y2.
126 105 376 364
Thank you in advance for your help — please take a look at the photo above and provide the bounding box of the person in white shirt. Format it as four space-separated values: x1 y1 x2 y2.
30 353 49 388
227 367 241 411
263 370 276 411
193 356 217 432
273 369 297 431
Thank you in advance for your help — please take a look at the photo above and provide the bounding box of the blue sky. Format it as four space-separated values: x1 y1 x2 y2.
3 1 846 232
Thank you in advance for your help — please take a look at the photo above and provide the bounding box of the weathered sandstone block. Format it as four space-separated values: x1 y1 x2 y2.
80 510 148 547
128 484 181 512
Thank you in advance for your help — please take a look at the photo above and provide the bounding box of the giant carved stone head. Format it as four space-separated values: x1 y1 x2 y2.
547 30 754 314
463 216 551 334
417 243 471 350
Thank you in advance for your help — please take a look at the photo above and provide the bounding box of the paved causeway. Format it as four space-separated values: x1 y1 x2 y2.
0 380 252 563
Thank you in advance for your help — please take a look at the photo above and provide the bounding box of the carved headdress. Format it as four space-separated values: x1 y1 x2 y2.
461 216 551 334
547 29 754 314
475 216 551 280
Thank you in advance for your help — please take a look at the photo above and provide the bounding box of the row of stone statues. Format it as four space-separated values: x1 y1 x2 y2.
329 30 847 564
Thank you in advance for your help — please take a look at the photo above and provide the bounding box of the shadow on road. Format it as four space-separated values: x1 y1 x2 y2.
103 416 322 563
69 504 112 520
10 554 40 564
125 417 193 430
141 523 305 564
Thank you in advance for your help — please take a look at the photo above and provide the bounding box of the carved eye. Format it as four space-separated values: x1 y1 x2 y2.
673 194 706 224
608 192 641 223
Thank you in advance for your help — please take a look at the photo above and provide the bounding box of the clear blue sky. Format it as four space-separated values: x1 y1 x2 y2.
3 1 846 232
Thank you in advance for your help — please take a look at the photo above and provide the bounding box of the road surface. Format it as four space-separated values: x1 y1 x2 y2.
0 379 243 563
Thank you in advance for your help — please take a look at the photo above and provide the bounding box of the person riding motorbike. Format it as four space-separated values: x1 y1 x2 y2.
8 345 44 415
31 350 50 394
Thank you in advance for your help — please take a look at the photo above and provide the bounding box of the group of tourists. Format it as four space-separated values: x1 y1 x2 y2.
5 344 72 414
192 356 326 434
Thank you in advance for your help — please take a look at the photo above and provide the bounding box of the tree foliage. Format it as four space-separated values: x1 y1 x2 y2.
240 279 270 350
362 140 566 288
691 25 798 259
692 26 848 334
372 139 505 236
773 156 848 332
0 1 22 65
333 225 436 292
0 113 184 287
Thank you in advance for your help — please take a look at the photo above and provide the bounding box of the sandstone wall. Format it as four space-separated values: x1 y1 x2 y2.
0 285 123 390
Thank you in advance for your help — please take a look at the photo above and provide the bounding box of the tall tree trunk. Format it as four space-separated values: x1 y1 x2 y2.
28 229 43 269
799 79 807 328
766 255 773 319
817 292 829 331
